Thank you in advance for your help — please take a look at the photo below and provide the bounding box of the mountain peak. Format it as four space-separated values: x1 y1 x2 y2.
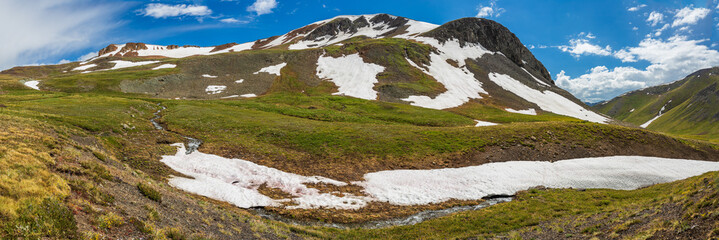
423 17 552 82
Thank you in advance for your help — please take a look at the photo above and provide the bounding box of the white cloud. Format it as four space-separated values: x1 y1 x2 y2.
142 3 212 19
628 4 647 12
653 23 669 36
77 51 97 61
475 1 505 18
220 18 247 24
558 38 612 57
646 11 664 26
671 7 710 27
557 36 719 102
0 0 123 70
247 0 278 15
632 26 639 30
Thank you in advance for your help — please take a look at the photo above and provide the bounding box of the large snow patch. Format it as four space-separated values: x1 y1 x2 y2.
356 156 719 205
316 53 385 100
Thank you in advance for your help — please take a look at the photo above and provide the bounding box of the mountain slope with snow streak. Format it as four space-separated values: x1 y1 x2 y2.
10 14 606 122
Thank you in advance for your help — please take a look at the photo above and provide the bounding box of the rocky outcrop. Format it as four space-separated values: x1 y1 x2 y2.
305 16 370 41
98 44 118 56
210 43 238 53
422 18 553 84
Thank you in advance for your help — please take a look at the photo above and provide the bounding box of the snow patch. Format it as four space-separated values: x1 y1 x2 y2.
152 64 176 70
72 64 96 71
316 53 385 100
630 108 635 113
161 144 368 209
235 79 244 83
505 108 537 115
474 120 498 127
23 80 40 90
488 73 607 123
240 93 257 98
253 63 287 76
202 74 218 78
109 60 160 70
640 101 669 128
521 67 550 86
205 85 226 94
356 156 719 205
220 95 239 99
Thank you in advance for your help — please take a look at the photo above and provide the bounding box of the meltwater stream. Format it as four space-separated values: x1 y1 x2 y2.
151 103 202 154
150 103 513 228
252 197 513 229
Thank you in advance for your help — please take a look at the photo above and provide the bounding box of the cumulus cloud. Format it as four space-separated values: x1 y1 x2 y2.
475 1 505 18
0 0 123 70
142 3 212 19
247 0 278 15
671 7 710 27
557 36 719 102
558 34 612 57
646 11 664 26
627 4 647 12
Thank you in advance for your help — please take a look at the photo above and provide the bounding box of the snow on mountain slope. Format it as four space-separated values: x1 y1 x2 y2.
253 62 287 76
77 14 605 122
316 53 385 100
488 72 608 123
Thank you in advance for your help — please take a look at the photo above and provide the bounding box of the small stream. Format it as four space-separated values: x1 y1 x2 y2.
252 197 512 229
151 103 202 154
150 103 512 228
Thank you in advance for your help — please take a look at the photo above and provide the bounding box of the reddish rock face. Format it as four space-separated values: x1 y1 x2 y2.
121 43 149 52
98 44 118 56
167 45 180 50
210 43 238 53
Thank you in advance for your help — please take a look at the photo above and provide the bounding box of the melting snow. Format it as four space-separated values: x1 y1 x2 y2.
220 95 239 99
160 145 719 209
202 74 218 78
205 85 226 94
488 73 607 123
640 102 670 128
474 120 498 127
240 93 257 98
72 64 96 71
152 64 176 70
161 144 368 209
253 63 287 76
630 108 635 113
235 79 244 83
506 108 537 115
23 80 40 90
316 53 385 100
356 156 719 205
521 67 550 86
109 60 160 70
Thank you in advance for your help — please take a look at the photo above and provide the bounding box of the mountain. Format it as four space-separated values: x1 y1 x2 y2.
2 14 719 240
595 67 719 142
3 14 606 123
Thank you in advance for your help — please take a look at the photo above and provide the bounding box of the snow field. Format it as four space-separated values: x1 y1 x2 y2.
160 144 719 209
316 54 385 100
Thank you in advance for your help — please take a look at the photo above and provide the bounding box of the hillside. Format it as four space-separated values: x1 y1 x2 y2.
3 14 606 123
595 67 719 142
1 14 718 239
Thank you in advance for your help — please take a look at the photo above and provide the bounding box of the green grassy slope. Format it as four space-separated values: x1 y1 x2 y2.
595 67 719 142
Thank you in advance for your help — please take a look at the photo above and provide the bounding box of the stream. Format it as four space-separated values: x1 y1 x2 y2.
151 103 202 154
150 103 512 228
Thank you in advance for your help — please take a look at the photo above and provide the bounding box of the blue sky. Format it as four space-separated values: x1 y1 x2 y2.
1 0 717 101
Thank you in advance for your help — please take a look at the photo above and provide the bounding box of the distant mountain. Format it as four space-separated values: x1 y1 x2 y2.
595 67 719 141
3 14 606 123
